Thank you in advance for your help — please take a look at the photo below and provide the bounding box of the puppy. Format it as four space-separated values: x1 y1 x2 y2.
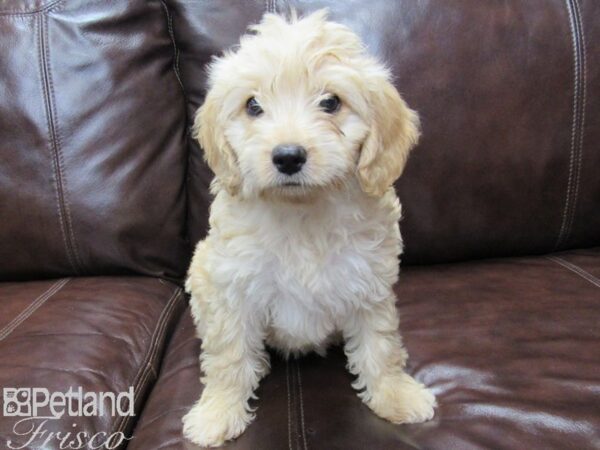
183 10 436 447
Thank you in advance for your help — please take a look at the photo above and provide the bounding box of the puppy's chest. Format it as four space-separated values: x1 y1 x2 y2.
210 192 402 346
268 234 374 299
240 216 395 316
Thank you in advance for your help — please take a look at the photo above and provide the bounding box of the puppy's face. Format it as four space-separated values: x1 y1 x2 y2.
224 72 367 199
196 10 420 199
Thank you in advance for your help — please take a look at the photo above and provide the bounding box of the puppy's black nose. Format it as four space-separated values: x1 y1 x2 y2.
272 144 307 175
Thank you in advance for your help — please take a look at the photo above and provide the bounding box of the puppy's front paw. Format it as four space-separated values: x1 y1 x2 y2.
367 373 436 424
182 398 252 447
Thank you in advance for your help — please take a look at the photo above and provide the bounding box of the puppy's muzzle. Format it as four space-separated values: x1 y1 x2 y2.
272 144 306 175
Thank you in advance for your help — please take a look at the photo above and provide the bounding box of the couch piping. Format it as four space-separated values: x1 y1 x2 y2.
0 278 70 342
38 11 84 274
567 0 587 245
547 256 600 288
159 0 186 97
0 0 63 16
556 0 586 250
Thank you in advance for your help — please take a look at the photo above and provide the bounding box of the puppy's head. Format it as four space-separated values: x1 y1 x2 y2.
195 10 419 199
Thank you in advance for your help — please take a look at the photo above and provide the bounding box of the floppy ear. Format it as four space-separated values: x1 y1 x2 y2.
357 80 420 197
193 90 241 196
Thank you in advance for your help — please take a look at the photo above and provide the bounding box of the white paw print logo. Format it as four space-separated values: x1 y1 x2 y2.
3 388 31 417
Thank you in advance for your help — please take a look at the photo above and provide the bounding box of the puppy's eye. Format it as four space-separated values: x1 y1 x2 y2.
246 97 264 117
319 94 341 114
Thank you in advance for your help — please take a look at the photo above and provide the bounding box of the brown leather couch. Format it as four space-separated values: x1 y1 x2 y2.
1 1 599 449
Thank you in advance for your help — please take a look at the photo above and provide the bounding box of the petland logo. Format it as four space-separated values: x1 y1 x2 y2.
3 387 134 449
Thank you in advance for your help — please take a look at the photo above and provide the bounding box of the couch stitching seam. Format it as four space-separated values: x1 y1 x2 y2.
556 0 585 250
296 359 308 450
43 11 84 274
565 0 586 243
37 14 75 273
292 358 300 450
0 278 70 342
555 0 578 250
109 287 182 444
38 12 82 274
127 288 181 404
546 256 600 288
0 0 63 16
286 359 293 450
111 287 181 441
158 0 193 248
159 0 186 96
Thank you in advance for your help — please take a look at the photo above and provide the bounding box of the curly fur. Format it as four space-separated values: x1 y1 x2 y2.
183 10 435 447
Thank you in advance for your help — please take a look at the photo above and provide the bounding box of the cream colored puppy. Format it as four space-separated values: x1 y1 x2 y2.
183 10 436 447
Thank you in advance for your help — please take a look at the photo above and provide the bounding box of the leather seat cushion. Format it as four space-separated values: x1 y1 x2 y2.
128 248 600 449
0 277 186 450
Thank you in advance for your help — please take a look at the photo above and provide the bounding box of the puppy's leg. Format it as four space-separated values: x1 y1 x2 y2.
183 296 269 447
343 296 436 424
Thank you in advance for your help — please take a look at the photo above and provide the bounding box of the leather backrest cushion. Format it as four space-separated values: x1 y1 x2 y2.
0 0 189 280
171 0 600 264
165 0 267 247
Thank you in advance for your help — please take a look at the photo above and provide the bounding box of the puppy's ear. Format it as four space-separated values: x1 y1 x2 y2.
193 91 241 196
357 80 420 197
